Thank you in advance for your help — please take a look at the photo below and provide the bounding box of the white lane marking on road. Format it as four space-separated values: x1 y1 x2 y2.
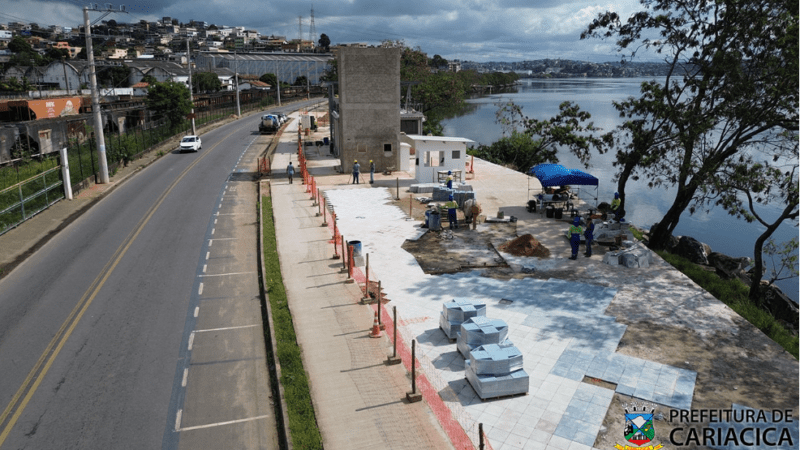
182 369 188 387
178 415 273 433
195 324 259 333
202 264 207 273
198 283 204 295
212 228 215 235
216 213 248 216
214 218 217 225
208 240 213 247
205 251 210 260
194 306 199 318
188 332 195 351
175 409 182 432
198 272 256 277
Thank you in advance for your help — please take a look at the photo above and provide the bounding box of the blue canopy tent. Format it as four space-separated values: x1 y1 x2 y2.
527 163 599 209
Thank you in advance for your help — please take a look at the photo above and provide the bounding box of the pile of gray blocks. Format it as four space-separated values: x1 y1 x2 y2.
602 242 654 268
457 316 510 358
465 343 530 400
439 298 487 340
409 183 439 193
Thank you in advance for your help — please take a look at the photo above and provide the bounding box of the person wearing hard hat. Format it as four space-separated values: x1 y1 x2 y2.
444 194 459 229
369 160 375 184
568 216 582 260
446 170 453 189
610 192 624 221
584 216 595 257
352 160 360 184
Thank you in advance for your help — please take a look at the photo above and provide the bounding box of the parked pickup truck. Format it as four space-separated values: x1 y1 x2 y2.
259 114 281 134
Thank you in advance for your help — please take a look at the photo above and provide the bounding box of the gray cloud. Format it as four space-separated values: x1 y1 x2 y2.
4 0 646 62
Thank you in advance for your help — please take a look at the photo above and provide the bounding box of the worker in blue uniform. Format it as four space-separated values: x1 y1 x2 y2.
568 216 582 260
444 194 459 229
446 170 453 189
584 217 595 257
352 160 360 184
369 160 375 184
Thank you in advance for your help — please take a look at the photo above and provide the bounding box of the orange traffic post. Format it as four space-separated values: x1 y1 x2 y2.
341 235 347 270
345 244 354 283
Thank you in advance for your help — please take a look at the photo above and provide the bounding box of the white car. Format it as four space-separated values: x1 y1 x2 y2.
179 135 202 152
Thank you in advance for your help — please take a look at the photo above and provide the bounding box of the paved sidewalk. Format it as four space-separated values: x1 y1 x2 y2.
268 126 457 449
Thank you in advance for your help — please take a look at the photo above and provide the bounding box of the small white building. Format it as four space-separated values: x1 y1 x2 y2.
400 134 474 183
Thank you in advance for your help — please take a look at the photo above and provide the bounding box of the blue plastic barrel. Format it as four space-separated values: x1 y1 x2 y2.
348 240 362 257
323 137 330 145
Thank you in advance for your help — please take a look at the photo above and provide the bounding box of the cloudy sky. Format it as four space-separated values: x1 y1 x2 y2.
3 0 651 62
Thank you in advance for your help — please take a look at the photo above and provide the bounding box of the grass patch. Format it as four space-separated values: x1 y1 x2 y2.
657 250 799 358
261 196 322 449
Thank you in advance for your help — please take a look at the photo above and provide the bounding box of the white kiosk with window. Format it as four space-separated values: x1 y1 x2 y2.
400 134 474 184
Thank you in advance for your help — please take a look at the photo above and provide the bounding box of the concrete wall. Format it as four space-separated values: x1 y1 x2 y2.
337 47 401 173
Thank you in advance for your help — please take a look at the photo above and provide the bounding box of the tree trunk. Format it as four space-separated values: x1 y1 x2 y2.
648 186 698 250
748 202 798 305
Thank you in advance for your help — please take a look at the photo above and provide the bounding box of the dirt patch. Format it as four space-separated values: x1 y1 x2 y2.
594 319 798 450
497 234 551 258
401 222 518 274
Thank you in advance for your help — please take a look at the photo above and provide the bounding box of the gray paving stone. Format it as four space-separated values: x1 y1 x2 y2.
573 430 597 447
616 384 636 396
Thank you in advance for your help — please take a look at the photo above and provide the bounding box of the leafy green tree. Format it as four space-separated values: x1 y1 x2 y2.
7 36 45 66
293 75 308 86
259 73 278 87
97 64 129 88
146 81 192 129
581 0 799 252
192 71 222 92
711 139 798 302
470 101 609 173
429 54 447 69
141 74 158 85
318 33 330 52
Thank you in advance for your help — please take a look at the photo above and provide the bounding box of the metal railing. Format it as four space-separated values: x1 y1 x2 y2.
0 166 64 236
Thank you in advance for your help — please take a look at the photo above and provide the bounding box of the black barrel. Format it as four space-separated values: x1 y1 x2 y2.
546 206 554 218
554 207 563 219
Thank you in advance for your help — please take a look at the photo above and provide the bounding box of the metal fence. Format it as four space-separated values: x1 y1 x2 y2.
0 166 64 236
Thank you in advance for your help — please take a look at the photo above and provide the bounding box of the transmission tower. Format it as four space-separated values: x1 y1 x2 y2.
308 5 316 44
298 16 303 41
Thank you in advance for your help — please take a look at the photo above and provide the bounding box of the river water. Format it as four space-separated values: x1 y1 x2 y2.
441 78 799 302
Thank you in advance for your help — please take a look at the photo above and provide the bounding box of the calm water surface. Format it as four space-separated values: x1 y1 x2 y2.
442 78 799 301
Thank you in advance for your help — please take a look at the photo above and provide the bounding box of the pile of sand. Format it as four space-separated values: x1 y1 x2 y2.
497 234 551 258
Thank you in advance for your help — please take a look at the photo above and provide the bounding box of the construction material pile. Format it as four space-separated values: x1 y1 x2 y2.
497 234 551 258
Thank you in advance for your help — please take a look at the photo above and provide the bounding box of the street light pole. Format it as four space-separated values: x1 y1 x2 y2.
234 51 241 116
187 39 196 135
84 6 109 184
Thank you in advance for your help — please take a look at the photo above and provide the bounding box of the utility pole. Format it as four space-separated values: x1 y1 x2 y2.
83 4 127 184
187 39 196 135
276 64 281 106
234 51 241 116
84 6 109 183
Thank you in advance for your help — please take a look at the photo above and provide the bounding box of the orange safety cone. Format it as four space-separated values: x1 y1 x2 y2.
369 311 382 338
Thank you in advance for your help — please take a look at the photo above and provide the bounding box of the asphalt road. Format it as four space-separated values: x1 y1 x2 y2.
0 100 321 449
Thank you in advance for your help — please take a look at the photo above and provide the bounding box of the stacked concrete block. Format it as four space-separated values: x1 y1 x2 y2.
433 187 453 201
457 316 510 358
465 343 529 399
439 298 487 340
455 184 474 191
453 191 475 208
602 244 654 268
409 183 439 193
